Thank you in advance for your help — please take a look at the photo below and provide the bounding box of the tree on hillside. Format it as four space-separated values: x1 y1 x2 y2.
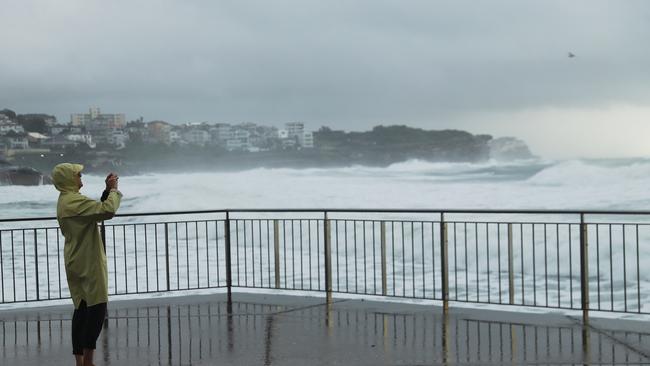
16 114 50 133
0 109 17 119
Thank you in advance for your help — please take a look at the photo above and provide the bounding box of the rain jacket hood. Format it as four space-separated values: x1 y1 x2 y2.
52 163 83 193
54 163 122 308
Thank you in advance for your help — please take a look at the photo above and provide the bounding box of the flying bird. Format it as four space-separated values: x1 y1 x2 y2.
568 52 576 58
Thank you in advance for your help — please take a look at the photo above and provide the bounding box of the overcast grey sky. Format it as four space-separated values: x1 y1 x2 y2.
2 0 650 158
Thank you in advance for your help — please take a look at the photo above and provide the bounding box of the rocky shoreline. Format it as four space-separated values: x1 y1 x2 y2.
0 160 51 186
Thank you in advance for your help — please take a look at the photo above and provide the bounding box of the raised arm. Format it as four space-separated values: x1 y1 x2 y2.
64 191 123 222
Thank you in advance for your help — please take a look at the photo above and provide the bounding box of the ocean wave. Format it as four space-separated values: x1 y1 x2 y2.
1 158 649 217
527 159 650 186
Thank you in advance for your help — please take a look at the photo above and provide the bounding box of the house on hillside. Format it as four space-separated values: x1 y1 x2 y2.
147 121 173 144
0 122 25 135
1 131 29 149
26 132 49 147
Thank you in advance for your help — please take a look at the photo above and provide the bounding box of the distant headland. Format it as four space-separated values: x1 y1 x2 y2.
0 107 534 182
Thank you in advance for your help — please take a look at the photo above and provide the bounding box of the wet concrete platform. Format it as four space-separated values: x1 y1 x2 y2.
1 292 650 365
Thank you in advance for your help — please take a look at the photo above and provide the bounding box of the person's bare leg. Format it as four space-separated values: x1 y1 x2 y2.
82 349 94 366
74 354 84 366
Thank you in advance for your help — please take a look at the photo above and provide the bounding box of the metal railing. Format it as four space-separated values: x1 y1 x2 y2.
1 208 649 321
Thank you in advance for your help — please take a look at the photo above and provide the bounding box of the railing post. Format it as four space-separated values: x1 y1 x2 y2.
273 220 280 288
33 230 39 301
380 221 387 296
225 211 233 298
508 223 514 305
164 223 170 291
440 213 449 311
324 212 332 301
580 213 589 324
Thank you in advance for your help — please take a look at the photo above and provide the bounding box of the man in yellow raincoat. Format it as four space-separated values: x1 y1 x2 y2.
52 163 121 366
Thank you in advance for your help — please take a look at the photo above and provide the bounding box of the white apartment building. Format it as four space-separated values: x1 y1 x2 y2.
71 107 125 129
183 129 210 146
210 123 234 143
234 129 250 142
300 131 314 148
66 133 95 148
285 122 304 138
225 129 251 151
279 123 313 148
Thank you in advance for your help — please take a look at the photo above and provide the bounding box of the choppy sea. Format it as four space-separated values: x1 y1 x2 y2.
1 158 649 313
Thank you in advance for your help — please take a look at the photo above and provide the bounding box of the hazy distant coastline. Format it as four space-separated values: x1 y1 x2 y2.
8 125 534 176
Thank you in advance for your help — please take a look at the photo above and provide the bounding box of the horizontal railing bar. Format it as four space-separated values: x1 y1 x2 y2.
2 219 648 232
106 219 224 227
228 218 323 222
108 286 227 297
447 221 650 226
0 226 61 232
326 218 436 223
5 207 650 223
116 209 227 217
0 209 228 222
2 221 647 233
224 209 650 215
246 218 435 224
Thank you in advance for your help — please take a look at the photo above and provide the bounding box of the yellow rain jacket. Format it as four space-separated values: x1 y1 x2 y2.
52 163 122 309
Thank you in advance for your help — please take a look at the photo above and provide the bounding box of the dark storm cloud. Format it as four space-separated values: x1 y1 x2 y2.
2 0 650 133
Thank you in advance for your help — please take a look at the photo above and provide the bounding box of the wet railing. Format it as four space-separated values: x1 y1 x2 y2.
1 209 649 320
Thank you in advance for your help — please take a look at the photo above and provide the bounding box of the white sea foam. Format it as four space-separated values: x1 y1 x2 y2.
2 158 648 216
1 159 649 312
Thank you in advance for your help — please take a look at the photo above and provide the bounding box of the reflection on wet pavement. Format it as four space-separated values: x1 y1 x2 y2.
1 293 649 365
